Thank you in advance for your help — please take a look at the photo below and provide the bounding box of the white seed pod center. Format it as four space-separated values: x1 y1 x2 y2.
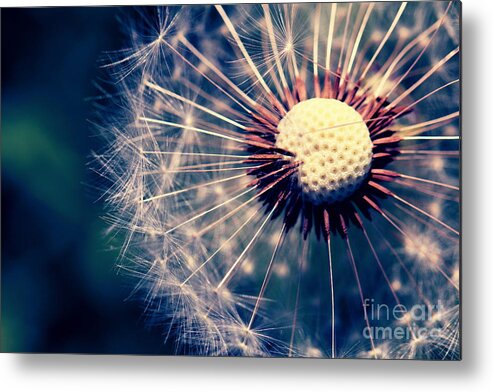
276 98 373 204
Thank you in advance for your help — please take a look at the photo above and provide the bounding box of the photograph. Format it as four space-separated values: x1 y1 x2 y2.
1 1 462 360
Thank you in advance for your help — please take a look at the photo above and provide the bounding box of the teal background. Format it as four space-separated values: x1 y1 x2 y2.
1 7 171 353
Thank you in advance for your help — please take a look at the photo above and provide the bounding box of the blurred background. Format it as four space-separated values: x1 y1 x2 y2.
1 7 172 353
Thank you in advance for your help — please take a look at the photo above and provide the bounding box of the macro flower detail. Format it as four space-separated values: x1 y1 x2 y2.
97 2 461 359
275 98 373 204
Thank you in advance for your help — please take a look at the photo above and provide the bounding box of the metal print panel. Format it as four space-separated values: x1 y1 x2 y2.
1 1 461 359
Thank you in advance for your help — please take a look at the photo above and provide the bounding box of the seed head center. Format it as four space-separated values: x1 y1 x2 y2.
276 98 373 204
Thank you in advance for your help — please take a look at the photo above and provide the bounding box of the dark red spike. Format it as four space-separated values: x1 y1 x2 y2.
362 96 387 120
391 105 413 120
372 152 392 159
363 195 384 215
246 134 275 144
247 162 299 187
314 76 321 98
345 85 359 106
372 136 402 145
321 72 332 99
351 206 364 228
247 140 277 150
283 87 296 110
244 154 284 162
255 104 281 124
339 213 348 237
353 94 368 110
302 203 313 240
295 77 307 102
372 174 398 182
267 93 287 117
337 77 348 101
249 114 279 132
332 70 341 98
371 169 400 177
323 208 330 238
302 216 310 240
368 181 393 196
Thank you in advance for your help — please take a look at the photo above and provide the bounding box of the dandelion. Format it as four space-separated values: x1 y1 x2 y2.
96 2 460 359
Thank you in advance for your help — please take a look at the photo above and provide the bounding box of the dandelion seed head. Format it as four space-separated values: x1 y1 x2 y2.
96 2 461 358
276 98 372 204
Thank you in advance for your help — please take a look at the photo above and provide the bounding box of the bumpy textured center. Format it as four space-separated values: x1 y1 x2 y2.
276 98 373 204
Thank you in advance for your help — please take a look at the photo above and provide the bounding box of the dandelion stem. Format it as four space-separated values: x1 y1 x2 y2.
390 47 459 108
177 35 258 111
216 202 278 290
398 173 459 190
346 3 374 77
401 136 459 141
396 111 459 134
360 2 407 80
247 223 286 330
344 232 377 358
289 239 308 357
215 5 276 100
327 233 336 359
325 3 337 72
145 81 247 130
142 172 249 202
166 187 256 234
138 117 246 144
180 206 260 286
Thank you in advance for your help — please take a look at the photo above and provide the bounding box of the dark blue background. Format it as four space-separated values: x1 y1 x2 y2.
1 7 172 354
